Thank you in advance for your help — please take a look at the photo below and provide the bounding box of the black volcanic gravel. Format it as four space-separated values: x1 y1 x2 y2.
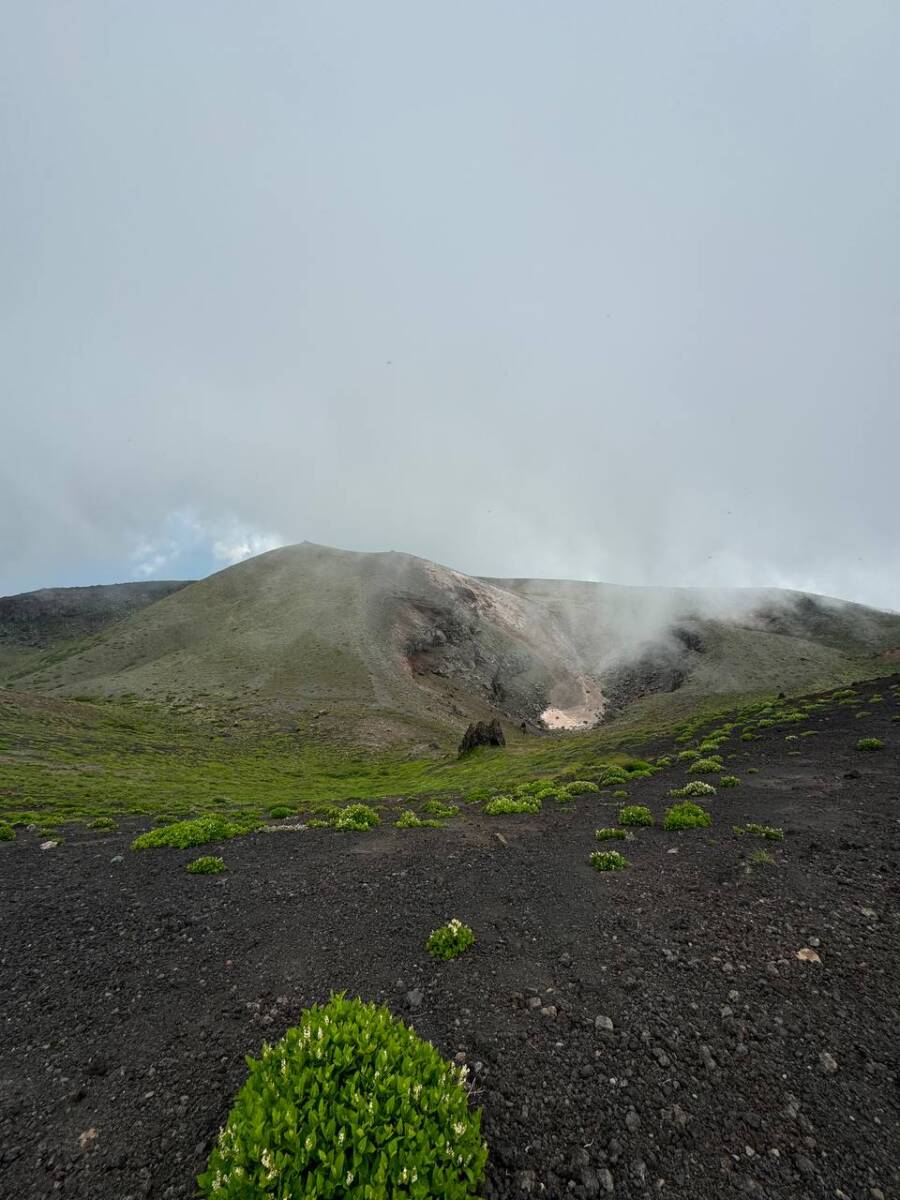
1 678 899 1200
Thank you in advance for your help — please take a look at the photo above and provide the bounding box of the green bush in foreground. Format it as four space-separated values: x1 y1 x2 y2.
663 801 711 831
718 775 740 788
669 780 716 799
484 795 540 815
589 849 628 872
564 780 600 796
87 816 117 830
197 994 486 1199
334 804 380 831
618 805 652 827
187 855 226 874
856 737 884 752
395 809 424 829
132 815 258 851
0 822 15 842
427 918 476 960
595 827 627 841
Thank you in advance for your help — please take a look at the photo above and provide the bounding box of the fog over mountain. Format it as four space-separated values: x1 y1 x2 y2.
2 4 898 607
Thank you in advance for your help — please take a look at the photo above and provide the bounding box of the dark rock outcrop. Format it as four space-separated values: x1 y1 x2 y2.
458 718 506 756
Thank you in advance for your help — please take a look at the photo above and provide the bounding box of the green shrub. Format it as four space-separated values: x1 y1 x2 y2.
687 756 724 775
595 827 627 841
618 805 652 827
668 780 716 799
598 766 630 786
268 805 296 819
740 731 757 742
564 780 600 796
589 850 628 872
87 816 117 830
421 800 459 820
749 848 775 867
187 855 226 874
334 804 380 831
611 789 629 800
663 801 711 831
718 775 740 788
395 810 423 829
132 814 259 851
856 737 884 751
427 918 476 960
655 755 673 767
465 787 492 805
197 994 486 1198
0 822 15 842
736 822 784 841
484 795 540 815
676 749 701 762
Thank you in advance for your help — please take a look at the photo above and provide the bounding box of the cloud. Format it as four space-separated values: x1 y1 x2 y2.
212 530 285 566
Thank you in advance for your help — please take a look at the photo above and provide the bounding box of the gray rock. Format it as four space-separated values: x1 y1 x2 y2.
818 1050 838 1074
405 988 423 1010
598 1167 614 1193
624 1109 640 1133
595 1015 614 1033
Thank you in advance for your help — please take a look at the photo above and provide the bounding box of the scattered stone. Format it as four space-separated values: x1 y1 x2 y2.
598 1166 614 1193
624 1109 640 1133
39 841 59 851
595 1015 614 1033
78 1128 98 1151
404 988 423 1010
541 1005 558 1018
110 855 124 864
796 948 822 964
818 1051 838 1075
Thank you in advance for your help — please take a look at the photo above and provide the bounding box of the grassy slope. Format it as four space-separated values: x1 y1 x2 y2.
7 674 896 829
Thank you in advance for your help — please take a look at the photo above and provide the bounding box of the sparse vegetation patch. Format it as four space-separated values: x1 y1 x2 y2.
589 849 628 871
186 855 226 874
856 737 884 751
132 815 259 852
669 780 716 799
664 801 712 830
618 805 652 827
594 827 627 841
427 918 476 960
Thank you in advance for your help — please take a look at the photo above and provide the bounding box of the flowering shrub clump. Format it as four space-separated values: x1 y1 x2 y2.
669 780 716 799
677 749 701 762
564 780 600 796
396 809 424 829
618 805 652 827
87 816 117 830
421 800 459 820
718 775 740 788
197 994 486 1199
589 850 628 872
687 756 724 776
0 822 15 842
598 765 630 787
735 823 784 841
663 801 712 831
856 737 884 751
334 804 380 831
655 755 673 767
484 795 540 815
595 827 627 841
427 919 476 960
132 814 259 851
187 855 226 874
611 789 629 800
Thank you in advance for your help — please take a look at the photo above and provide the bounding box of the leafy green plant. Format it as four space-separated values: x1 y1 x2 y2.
594 827 627 841
268 805 296 819
563 780 599 795
484 795 540 815
187 855 226 874
740 731 756 742
427 918 476 960
668 780 716 799
856 737 884 751
618 805 652 827
87 816 117 830
735 822 784 841
655 755 672 767
0 822 15 842
687 756 724 775
132 814 259 851
718 775 740 788
611 789 629 800
334 804 380 831
589 849 628 872
677 749 701 762
395 809 423 829
663 801 711 830
197 994 486 1198
421 800 459 819
598 766 630 786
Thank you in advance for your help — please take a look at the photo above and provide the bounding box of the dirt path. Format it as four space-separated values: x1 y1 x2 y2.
1 679 898 1199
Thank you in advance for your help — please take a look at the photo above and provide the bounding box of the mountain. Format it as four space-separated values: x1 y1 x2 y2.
0 580 192 682
3 543 898 745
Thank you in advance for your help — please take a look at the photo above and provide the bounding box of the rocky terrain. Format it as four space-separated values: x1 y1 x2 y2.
1 675 897 1199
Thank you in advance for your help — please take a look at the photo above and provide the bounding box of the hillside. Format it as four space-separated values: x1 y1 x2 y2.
3 543 898 746
0 580 192 682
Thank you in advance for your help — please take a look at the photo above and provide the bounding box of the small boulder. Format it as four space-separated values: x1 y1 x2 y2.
458 719 506 756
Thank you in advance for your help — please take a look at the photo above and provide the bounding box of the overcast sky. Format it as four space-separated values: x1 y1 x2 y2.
2 2 898 608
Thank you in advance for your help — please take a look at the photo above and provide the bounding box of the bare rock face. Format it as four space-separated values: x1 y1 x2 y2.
458 719 506 756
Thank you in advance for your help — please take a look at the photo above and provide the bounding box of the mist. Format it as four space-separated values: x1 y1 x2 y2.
2 3 899 609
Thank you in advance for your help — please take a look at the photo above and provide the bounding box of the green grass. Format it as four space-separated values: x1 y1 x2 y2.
132 814 260 851
0 821 15 841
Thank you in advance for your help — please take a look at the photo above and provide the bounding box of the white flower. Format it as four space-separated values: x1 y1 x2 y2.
338 1129 345 1145
453 1121 466 1136
346 1171 354 1185
305 1134 313 1151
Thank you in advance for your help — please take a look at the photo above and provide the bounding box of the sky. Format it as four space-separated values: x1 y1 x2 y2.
1 2 898 609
